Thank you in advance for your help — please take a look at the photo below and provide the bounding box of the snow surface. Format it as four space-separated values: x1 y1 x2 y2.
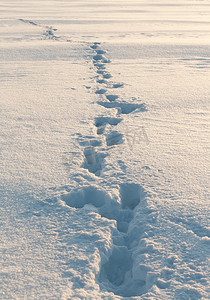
1 0 210 299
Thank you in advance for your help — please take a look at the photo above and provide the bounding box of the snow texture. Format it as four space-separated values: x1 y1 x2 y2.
1 0 210 299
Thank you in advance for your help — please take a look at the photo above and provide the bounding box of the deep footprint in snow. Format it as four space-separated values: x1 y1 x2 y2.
100 245 146 297
97 70 105 75
81 146 105 176
106 95 119 102
106 131 124 146
96 49 106 55
61 183 146 297
74 134 102 148
93 54 110 64
90 44 98 50
103 73 112 79
98 101 147 114
61 186 106 209
90 42 101 50
93 61 106 68
100 183 146 297
113 83 124 88
120 183 142 210
95 116 122 127
93 54 105 61
95 89 107 95
94 116 122 135
97 79 107 84
89 139 102 147
101 246 132 285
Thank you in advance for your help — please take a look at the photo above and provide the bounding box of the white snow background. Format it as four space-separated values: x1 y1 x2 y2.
0 0 209 299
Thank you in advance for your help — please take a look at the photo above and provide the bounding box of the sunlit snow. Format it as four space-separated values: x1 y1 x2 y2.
1 1 209 299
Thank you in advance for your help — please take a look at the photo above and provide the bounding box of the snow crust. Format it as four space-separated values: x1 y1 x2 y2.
1 0 209 299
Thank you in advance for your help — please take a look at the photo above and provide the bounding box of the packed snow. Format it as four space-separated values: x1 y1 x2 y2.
1 0 209 299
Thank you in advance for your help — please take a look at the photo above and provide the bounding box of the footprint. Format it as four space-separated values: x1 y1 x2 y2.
97 70 105 75
95 117 122 135
97 79 107 84
74 134 102 147
90 44 98 49
95 89 107 95
83 147 98 165
93 54 110 64
106 95 119 102
43 27 59 40
61 186 107 209
81 147 104 176
102 58 111 64
93 54 104 61
106 131 124 146
120 183 143 210
96 49 106 55
94 63 106 69
89 139 102 147
113 83 124 88
116 210 134 233
100 185 147 297
103 73 112 79
101 246 132 286
98 101 147 114
90 42 100 50
96 126 106 135
94 116 122 127
98 66 106 71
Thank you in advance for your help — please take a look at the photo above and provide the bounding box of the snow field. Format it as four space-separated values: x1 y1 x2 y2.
1 1 210 299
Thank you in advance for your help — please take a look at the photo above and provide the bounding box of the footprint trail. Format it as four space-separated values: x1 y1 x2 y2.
27 30 151 296
59 41 150 297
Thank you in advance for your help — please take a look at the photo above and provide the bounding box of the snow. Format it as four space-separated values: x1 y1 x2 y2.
1 0 209 299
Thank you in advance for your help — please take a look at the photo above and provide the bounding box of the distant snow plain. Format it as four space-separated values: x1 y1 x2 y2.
1 1 210 299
